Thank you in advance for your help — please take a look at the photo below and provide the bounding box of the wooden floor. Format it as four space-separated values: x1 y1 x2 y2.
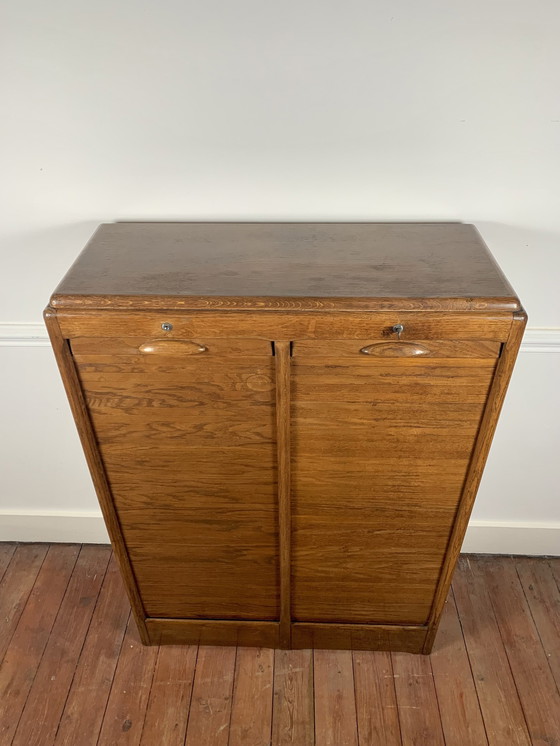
0 545 559 746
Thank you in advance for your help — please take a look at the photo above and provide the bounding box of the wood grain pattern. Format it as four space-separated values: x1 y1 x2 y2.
0 543 48 660
54 553 131 746
44 309 149 643
78 370 275 405
97 614 158 745
549 558 560 590
516 557 560 689
73 405 273 446
313 650 358 746
49 222 520 312
353 651 401 746
12 545 111 746
140 645 198 746
73 345 279 623
391 652 445 746
292 351 495 626
0 544 80 744
0 543 16 583
430 591 488 745
272 649 314 746
229 647 275 746
294 338 502 358
72 336 272 357
479 556 560 746
56 309 514 341
452 556 531 746
292 624 426 653
56 294 519 313
184 646 237 746
145 618 280 647
293 359 497 403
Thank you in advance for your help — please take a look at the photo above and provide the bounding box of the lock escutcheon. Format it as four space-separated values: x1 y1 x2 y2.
392 323 404 339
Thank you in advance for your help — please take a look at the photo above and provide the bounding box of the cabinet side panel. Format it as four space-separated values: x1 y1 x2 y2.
424 310 528 652
43 308 148 642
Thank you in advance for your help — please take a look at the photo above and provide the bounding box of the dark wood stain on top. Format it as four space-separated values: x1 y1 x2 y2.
50 222 520 312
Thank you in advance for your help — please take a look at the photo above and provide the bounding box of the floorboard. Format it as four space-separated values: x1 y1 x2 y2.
353 650 401 746
54 553 131 746
229 647 275 746
453 555 532 746
478 555 560 746
139 644 198 746
272 649 314 746
184 645 236 746
0 544 79 745
1 546 559 746
313 649 358 746
516 558 560 690
0 543 16 583
0 543 48 661
12 545 111 746
97 613 159 745
430 589 488 746
391 650 445 746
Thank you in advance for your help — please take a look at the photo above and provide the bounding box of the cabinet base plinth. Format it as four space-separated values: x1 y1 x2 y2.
144 618 429 653
291 622 429 653
145 619 281 647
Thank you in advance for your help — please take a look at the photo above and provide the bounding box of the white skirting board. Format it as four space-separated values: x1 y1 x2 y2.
0 512 110 544
462 521 560 556
0 512 558 555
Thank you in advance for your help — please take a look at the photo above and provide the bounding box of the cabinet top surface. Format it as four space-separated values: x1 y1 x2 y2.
50 222 520 312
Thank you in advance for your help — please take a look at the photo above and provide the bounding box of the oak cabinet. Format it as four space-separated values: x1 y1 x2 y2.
45 222 525 653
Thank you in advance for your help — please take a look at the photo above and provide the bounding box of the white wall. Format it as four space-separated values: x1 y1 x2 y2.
1 0 559 552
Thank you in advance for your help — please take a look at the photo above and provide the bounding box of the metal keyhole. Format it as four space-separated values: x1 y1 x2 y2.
392 323 404 339
161 322 173 332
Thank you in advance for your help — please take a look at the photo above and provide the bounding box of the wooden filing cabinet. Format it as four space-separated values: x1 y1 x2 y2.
45 222 526 653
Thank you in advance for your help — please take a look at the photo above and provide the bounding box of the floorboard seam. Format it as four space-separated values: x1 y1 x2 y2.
449 585 490 746
268 647 276 746
0 543 17 585
135 632 159 745
0 543 49 665
478 557 533 745
181 645 200 746
11 543 81 745
52 547 112 745
514 559 560 700
94 608 132 746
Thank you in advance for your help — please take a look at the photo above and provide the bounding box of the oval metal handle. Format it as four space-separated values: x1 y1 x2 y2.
138 339 207 355
360 342 429 357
